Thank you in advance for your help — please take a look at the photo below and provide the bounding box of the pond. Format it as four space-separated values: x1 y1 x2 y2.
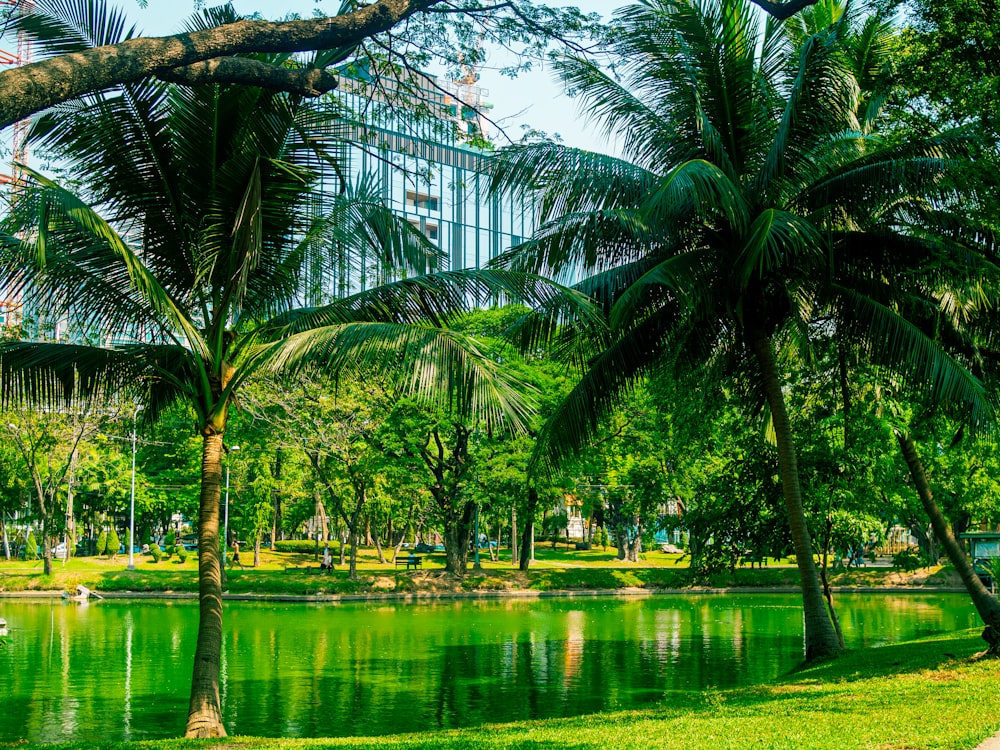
0 593 979 743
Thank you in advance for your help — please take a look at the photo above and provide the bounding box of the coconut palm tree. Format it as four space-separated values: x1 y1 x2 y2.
0 3 569 737
489 0 993 661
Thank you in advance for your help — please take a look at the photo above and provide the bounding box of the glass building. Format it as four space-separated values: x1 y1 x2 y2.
320 62 536 298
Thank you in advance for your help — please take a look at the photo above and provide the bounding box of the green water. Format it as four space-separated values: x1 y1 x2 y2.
0 593 979 743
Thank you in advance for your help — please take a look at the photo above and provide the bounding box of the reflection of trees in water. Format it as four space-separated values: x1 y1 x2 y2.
0 595 983 743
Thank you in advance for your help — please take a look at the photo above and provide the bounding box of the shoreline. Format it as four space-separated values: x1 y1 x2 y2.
0 584 971 602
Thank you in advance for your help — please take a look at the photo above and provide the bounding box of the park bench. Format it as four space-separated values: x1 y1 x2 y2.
739 552 767 569
283 565 332 575
395 556 422 570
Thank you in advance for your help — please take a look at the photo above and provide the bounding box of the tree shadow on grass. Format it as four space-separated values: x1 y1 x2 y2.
787 629 987 684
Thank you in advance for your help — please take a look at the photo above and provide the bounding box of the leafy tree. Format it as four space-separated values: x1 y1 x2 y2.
0 438 30 559
4 404 106 574
490 0 989 660
380 398 482 574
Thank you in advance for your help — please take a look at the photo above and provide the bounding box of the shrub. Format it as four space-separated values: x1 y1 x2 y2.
149 544 162 563
594 527 609 549
176 546 188 563
96 530 108 556
274 540 318 553
165 530 176 548
162 545 174 559
893 546 924 572
24 530 37 559
106 528 120 557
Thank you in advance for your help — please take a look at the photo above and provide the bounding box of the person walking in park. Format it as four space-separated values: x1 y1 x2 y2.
231 541 244 570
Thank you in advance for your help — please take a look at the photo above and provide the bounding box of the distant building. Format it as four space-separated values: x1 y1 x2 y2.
310 61 536 300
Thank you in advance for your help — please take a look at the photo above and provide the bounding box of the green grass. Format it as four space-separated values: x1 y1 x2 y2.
12 631 1000 749
0 546 963 597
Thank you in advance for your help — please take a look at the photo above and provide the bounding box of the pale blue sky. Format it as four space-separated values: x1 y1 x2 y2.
130 0 619 152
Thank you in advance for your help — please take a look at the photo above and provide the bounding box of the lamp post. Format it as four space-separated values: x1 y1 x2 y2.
127 405 143 570
223 445 240 573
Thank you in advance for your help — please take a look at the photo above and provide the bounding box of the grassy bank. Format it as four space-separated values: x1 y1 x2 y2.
0 546 962 597
13 631 1000 750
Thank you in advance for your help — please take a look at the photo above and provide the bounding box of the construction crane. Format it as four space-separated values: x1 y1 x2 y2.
449 42 492 142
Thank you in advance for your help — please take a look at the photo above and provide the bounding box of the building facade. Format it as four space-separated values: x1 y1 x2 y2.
318 63 536 299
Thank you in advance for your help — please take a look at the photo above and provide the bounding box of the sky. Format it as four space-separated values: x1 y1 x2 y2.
129 0 620 153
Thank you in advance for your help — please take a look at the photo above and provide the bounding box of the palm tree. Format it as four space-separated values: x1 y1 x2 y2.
490 0 990 661
0 4 561 737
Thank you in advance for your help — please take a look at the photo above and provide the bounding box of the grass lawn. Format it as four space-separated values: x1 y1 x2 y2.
14 630 1000 750
0 544 962 596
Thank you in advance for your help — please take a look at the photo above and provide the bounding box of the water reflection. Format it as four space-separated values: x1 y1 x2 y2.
0 593 979 743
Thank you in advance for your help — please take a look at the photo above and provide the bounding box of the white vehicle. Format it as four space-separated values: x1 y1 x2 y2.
51 543 68 560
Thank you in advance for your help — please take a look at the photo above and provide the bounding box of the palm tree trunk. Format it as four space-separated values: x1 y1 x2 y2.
185 432 227 738
747 326 843 661
897 432 1000 652
819 514 846 649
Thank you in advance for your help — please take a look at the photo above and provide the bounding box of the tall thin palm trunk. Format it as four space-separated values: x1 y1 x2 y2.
747 325 843 661
897 432 1000 652
185 432 227 738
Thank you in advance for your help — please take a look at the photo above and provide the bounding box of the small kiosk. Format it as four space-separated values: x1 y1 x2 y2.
961 531 1000 561
960 532 1000 590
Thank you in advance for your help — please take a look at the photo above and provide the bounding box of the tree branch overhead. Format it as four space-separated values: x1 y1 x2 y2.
0 0 440 128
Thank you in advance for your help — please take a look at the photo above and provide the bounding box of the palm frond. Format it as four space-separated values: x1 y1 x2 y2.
0 341 194 423
608 245 718 331
641 159 749 234
834 286 996 430
551 51 680 170
489 143 657 225
15 0 134 58
2 171 207 356
492 208 654 281
257 322 535 432
530 314 671 469
756 24 860 200
735 208 826 286
248 269 596 344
